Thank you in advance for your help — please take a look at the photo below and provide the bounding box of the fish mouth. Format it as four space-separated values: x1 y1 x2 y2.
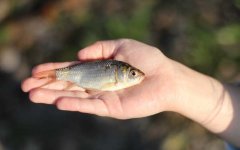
140 75 145 82
138 71 145 82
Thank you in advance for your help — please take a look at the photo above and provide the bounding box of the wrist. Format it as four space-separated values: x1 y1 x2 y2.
170 61 233 133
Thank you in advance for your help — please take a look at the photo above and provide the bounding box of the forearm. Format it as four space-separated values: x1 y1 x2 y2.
171 61 240 147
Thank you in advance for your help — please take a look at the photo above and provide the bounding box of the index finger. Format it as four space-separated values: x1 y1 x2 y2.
78 40 123 61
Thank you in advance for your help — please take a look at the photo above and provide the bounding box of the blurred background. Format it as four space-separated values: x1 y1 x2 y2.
0 0 239 149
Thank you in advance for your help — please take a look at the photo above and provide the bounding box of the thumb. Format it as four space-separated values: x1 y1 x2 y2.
78 40 121 61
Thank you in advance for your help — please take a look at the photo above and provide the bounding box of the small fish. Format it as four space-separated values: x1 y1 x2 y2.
34 60 145 91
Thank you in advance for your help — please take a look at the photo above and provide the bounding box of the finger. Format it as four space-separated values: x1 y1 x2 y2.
78 40 122 61
56 97 109 117
21 77 52 92
29 88 90 104
21 77 85 92
32 61 79 75
21 78 85 92
40 80 85 91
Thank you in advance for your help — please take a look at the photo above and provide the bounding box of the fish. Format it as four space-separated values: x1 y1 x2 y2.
34 60 145 91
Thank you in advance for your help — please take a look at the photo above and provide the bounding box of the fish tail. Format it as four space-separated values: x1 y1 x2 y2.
33 70 56 79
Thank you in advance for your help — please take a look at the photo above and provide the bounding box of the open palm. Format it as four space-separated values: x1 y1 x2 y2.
22 39 178 119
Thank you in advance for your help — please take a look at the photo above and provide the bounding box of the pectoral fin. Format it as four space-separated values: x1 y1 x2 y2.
99 82 118 91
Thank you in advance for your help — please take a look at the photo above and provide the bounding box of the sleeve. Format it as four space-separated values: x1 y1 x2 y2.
224 82 240 150
225 142 240 150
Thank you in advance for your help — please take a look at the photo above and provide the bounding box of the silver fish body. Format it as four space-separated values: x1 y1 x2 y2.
55 60 145 91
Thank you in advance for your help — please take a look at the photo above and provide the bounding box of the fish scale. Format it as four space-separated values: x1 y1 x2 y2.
56 60 117 88
35 60 145 91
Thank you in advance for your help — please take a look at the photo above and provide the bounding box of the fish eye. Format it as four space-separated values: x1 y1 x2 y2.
130 70 137 77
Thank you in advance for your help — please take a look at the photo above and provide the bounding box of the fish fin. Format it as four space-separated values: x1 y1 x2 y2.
33 70 56 79
62 82 76 90
86 89 102 95
39 78 56 88
99 82 117 91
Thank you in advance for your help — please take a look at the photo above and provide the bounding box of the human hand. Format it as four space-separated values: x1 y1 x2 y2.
22 39 240 146
22 39 180 119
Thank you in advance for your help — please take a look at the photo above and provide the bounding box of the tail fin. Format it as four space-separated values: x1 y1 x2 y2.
33 70 56 79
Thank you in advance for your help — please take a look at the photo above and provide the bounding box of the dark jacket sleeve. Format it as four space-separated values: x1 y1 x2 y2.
225 142 240 150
